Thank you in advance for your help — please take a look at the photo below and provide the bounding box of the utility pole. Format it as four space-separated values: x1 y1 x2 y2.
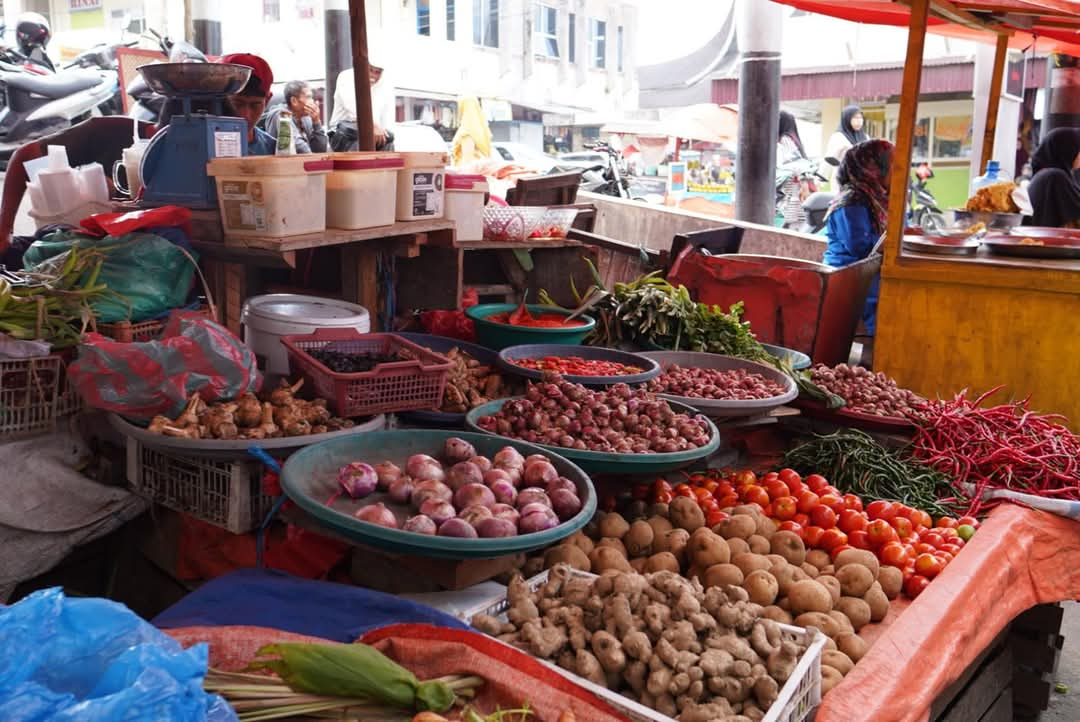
325 0 351 123
190 0 222 56
1043 54 1080 135
734 0 782 226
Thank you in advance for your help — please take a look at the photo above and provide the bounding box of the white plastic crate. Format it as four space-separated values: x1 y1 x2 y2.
469 569 826 722
126 438 276 534
0 355 64 438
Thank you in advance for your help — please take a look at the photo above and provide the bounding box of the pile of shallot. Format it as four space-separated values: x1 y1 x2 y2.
336 436 583 538
645 363 787 401
475 375 712 454
808 363 924 418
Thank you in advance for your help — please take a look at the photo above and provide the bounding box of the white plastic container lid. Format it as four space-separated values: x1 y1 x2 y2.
333 155 404 171
447 173 488 192
241 294 370 326
398 151 449 168
208 155 333 177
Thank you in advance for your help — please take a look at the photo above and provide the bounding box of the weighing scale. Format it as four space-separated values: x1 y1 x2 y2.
136 63 252 208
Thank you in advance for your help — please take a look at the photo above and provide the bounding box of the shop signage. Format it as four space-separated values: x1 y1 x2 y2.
70 0 102 10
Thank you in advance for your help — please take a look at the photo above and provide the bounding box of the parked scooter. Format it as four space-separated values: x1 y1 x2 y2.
909 161 941 227
776 157 826 229
576 141 631 199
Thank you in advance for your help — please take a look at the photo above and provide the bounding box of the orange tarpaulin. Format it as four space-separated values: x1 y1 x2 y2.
817 504 1080 722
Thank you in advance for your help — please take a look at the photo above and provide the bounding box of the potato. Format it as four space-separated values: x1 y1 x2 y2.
543 544 591 572
836 564 874 598
668 496 706 532
644 551 681 574
589 546 632 573
647 502 670 519
800 562 820 578
817 575 842 606
787 579 833 614
805 549 831 570
777 596 792 612
863 582 890 622
837 632 868 662
828 610 855 635
662 529 691 567
762 605 793 625
521 556 545 578
686 564 706 581
835 597 872 631
772 564 799 596
765 554 789 571
877 566 903 600
725 537 751 557
716 514 757 540
629 557 648 573
755 515 777 539
732 552 771 578
822 650 855 676
596 537 628 558
821 665 844 694
732 504 764 518
692 532 731 570
703 563 744 589
646 515 673 540
743 569 779 606
566 530 594 555
793 611 842 638
833 548 880 580
598 512 630 539
769 531 806 566
747 534 771 555
820 564 836 576
624 520 655 557
790 566 810 582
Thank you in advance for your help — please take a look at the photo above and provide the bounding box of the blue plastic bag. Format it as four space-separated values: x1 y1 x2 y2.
0 588 237 722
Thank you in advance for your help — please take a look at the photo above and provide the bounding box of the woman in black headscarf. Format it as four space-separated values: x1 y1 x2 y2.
777 111 809 226
1027 128 1080 228
826 105 869 181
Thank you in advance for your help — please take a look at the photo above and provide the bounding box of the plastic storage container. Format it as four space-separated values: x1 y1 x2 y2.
241 294 371 376
970 159 1008 196
208 155 333 238
395 152 447 221
444 174 488 240
326 153 404 229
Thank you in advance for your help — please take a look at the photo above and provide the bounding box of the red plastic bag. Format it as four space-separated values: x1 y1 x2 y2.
68 311 260 419
80 205 193 238
419 287 478 342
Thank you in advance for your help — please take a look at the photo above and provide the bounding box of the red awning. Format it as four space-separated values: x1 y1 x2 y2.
773 0 1080 56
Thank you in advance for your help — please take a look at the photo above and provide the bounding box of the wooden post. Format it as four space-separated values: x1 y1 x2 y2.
348 0 375 151
883 0 930 268
981 34 1010 171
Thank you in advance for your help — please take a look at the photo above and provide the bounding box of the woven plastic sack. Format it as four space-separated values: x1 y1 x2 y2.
22 232 197 323
0 587 237 722
68 312 260 419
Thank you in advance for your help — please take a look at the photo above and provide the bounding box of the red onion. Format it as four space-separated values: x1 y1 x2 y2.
458 504 494 526
524 454 549 468
438 517 478 538
490 503 520 525
493 447 525 469
550 488 583 520
403 515 437 535
446 461 484 491
412 480 452 508
519 508 559 534
419 498 456 526
483 468 514 489
523 460 558 486
406 454 445 482
443 437 477 464
468 455 493 473
374 461 404 491
516 488 552 510
476 517 518 538
387 477 415 505
546 477 577 496
488 478 518 506
519 502 552 518
337 462 378 499
353 502 398 528
454 483 496 510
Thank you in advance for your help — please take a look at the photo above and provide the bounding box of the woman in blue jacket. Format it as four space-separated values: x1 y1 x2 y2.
824 139 894 350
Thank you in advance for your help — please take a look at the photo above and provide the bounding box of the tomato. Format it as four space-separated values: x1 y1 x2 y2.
764 479 790 501
866 500 897 521
700 498 720 513
703 480 719 493
842 494 864 513
818 529 849 553
716 494 739 509
956 524 976 542
632 484 651 500
804 474 829 493
810 505 838 529
957 515 980 529
866 519 897 548
716 481 735 497
803 526 825 548
817 494 845 514
936 551 955 563
914 542 936 555
793 512 811 527
829 544 853 561
733 470 757 486
894 505 915 520
655 489 674 504
904 574 931 598
938 527 959 540
838 509 868 534
911 509 933 530
940 543 962 556
879 541 909 568
761 471 780 483
778 468 802 492
758 502 773 518
891 516 914 540
674 484 694 498
935 516 959 529
848 530 872 550
914 553 945 578
796 491 820 515
773 495 798 521
778 521 804 539
742 486 770 508
921 532 945 549
653 478 672 491
706 510 729 527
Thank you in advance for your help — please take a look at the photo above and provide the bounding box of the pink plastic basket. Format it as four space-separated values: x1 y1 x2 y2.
281 330 452 417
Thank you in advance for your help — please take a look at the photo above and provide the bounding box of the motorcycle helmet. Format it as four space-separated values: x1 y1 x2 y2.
16 12 50 55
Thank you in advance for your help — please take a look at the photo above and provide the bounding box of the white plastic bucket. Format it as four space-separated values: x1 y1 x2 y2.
444 173 488 241
208 155 332 238
326 153 403 229
241 294 370 375
395 152 447 221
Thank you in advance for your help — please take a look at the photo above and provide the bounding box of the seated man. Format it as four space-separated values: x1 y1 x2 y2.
263 80 328 154
219 52 277 156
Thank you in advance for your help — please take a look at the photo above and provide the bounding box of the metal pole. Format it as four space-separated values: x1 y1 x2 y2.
325 0 351 124
734 0 782 226
1044 54 1080 135
190 0 222 56
349 0 375 151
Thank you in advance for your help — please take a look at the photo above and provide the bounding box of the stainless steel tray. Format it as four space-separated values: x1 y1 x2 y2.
903 236 980 256
982 234 1080 260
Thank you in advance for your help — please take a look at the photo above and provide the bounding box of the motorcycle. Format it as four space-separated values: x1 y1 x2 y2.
575 141 630 199
126 30 207 124
776 157 825 229
909 161 941 227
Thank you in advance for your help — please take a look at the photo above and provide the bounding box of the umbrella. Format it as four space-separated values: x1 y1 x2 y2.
661 103 738 161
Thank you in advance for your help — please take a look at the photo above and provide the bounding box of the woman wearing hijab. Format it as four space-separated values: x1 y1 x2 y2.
1027 128 1080 228
826 105 869 182
777 111 809 226
824 139 895 352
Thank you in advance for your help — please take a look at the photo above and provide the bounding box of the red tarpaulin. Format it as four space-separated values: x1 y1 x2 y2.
773 0 1080 56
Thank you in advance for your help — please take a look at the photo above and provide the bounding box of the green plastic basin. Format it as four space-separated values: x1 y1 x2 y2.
466 304 595 350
